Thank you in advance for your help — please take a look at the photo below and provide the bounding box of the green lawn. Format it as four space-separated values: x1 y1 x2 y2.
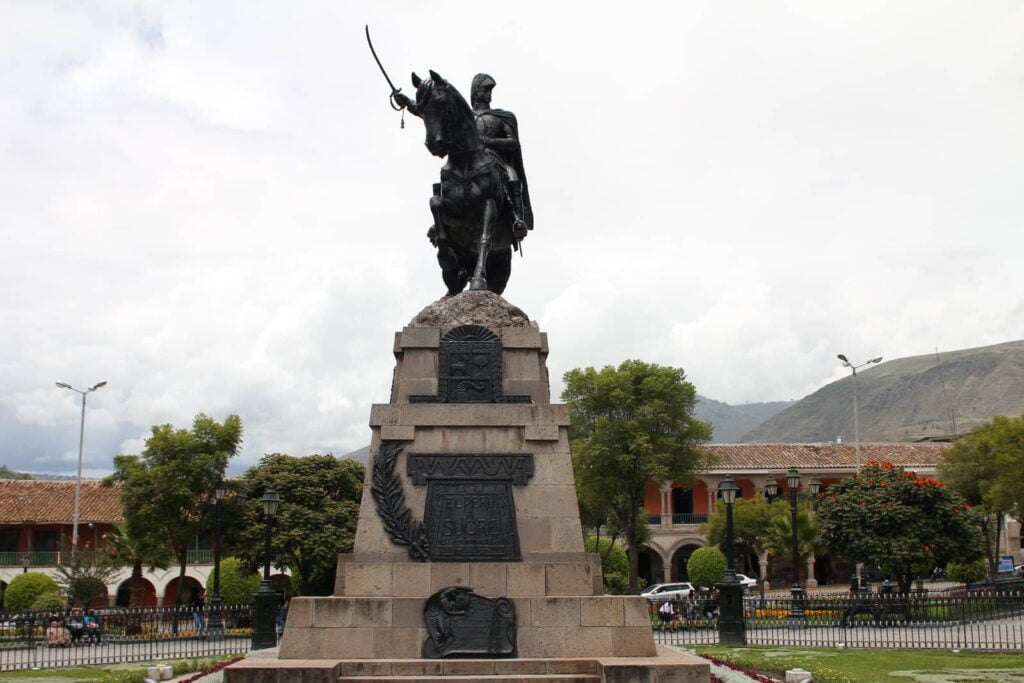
695 646 1024 683
0 654 239 682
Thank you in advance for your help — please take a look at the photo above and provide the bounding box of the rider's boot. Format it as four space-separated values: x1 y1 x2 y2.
507 180 527 238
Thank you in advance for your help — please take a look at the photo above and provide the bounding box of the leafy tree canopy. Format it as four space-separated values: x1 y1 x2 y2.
54 543 121 607
5 573 60 611
816 461 983 593
940 414 1024 519
687 546 726 589
584 536 635 595
705 495 784 571
564 360 713 592
231 453 364 596
0 465 31 479
106 413 242 603
206 557 261 606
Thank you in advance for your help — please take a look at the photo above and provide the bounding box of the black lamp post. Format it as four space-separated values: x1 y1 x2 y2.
21 552 30 574
208 479 228 639
252 486 281 650
785 468 806 625
715 475 745 644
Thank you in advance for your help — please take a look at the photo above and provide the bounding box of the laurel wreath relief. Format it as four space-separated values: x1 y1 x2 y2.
371 440 430 560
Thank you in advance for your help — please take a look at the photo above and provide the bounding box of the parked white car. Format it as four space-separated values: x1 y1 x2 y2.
641 582 695 602
735 573 758 590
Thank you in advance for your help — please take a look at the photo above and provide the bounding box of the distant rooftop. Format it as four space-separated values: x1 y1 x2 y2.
0 480 123 524
702 442 948 472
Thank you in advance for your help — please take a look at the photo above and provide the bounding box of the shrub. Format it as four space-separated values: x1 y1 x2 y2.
946 557 988 584
31 591 66 611
4 572 60 611
206 557 261 605
584 536 634 595
686 546 726 588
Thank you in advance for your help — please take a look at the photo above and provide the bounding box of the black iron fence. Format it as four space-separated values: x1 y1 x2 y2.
0 604 254 671
653 588 1024 651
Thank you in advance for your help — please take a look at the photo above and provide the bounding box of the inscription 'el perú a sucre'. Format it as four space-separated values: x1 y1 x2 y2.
409 453 534 562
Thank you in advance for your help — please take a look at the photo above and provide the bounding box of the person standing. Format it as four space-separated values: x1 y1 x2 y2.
191 588 207 640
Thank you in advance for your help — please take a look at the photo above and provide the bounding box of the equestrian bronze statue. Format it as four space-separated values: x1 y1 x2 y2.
390 71 534 295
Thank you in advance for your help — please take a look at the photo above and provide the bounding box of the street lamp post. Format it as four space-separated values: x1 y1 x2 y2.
715 475 745 644
836 354 882 469
56 381 107 554
252 486 281 650
208 479 228 639
22 553 30 574
786 468 805 626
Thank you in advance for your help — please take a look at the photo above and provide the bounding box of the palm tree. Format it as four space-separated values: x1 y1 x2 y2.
766 507 822 585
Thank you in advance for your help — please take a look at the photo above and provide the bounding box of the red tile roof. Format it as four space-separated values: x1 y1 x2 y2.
0 480 123 524
701 442 948 472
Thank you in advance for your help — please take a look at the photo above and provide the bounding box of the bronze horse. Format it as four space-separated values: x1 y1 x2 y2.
397 71 526 295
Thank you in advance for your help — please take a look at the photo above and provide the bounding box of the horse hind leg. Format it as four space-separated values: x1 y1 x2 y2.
486 248 512 295
437 244 467 296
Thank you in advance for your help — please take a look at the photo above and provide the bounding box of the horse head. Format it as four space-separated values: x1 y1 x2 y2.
411 70 475 158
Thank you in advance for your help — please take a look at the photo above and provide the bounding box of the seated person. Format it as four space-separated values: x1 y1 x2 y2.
46 618 71 647
66 608 85 644
83 609 102 643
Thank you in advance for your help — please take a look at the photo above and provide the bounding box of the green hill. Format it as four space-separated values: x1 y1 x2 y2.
743 340 1024 442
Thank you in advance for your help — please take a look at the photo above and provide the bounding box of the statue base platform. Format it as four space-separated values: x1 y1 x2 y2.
225 645 709 682
224 295 710 682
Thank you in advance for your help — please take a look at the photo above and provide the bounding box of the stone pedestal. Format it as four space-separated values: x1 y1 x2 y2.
227 292 708 681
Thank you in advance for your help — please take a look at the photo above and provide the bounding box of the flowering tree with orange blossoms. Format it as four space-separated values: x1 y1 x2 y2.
816 462 984 593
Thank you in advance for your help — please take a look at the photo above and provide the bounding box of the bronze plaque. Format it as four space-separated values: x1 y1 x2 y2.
424 480 521 561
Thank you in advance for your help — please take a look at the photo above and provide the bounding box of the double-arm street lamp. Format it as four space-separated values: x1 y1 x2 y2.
836 354 882 468
766 469 820 626
208 479 228 639
716 475 745 644
252 486 281 650
55 380 107 553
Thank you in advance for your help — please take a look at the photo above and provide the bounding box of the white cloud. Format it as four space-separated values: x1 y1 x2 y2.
1 1 1022 474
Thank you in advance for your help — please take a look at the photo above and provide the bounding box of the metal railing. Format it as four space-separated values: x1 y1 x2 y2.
0 604 254 671
647 515 661 525
0 549 215 568
652 588 1024 650
671 514 708 525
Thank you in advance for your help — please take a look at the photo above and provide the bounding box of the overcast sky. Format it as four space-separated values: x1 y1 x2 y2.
2 1 1022 477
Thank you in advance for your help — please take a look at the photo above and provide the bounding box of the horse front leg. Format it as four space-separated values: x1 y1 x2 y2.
469 198 496 291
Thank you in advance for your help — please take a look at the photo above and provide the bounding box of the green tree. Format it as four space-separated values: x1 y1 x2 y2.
0 465 32 479
940 414 1024 577
103 524 172 608
563 360 713 592
31 592 66 611
53 543 121 607
946 557 987 584
205 557 261 605
107 413 242 605
584 536 635 595
705 495 785 577
687 546 726 589
764 506 821 585
4 573 60 611
817 462 983 593
231 454 364 596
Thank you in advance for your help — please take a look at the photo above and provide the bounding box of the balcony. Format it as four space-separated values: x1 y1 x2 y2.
671 513 708 525
0 548 215 567
646 513 710 529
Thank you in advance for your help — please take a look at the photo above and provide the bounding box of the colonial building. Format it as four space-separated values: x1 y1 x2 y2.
0 479 287 608
638 442 1022 588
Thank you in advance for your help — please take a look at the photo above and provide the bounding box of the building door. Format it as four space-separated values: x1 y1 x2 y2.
671 488 693 523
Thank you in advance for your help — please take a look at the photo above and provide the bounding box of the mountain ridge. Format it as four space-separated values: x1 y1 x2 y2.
743 340 1024 442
